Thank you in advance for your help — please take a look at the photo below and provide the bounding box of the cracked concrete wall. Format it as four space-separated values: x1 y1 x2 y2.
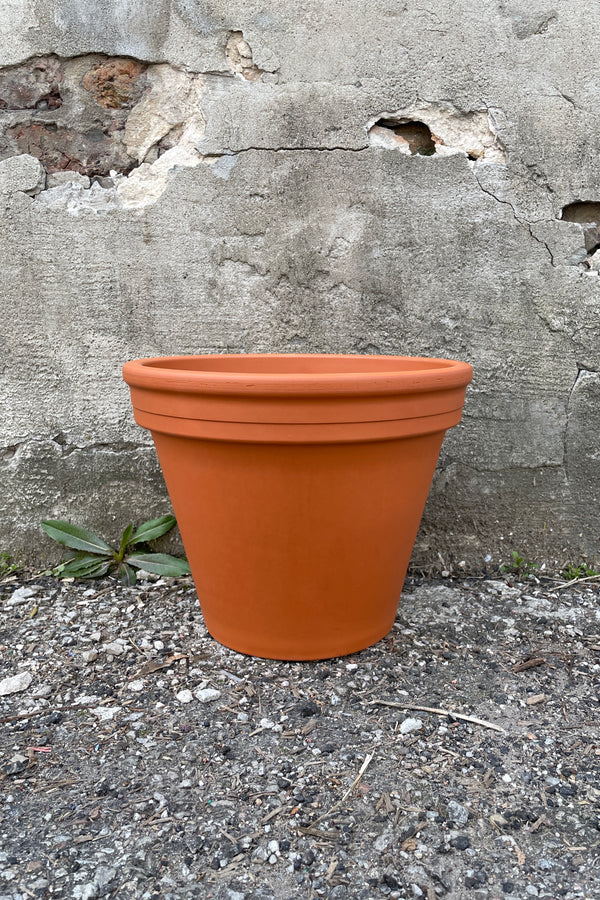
1 1 599 570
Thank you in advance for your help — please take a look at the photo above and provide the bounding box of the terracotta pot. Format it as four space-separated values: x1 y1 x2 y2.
123 354 472 660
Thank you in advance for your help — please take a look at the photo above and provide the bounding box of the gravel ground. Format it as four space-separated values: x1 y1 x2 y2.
1 571 600 900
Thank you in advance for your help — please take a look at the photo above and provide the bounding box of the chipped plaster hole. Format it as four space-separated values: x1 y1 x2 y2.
367 104 506 165
226 31 264 82
560 201 600 268
369 119 436 156
0 54 210 211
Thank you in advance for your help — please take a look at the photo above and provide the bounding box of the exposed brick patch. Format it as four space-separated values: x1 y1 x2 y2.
0 56 62 110
6 123 135 176
83 58 148 109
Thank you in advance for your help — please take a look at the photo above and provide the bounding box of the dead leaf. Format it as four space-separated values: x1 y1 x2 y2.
530 816 549 833
490 813 509 827
137 653 188 676
526 693 547 706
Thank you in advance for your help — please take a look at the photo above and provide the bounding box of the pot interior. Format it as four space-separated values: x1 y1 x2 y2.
140 354 458 376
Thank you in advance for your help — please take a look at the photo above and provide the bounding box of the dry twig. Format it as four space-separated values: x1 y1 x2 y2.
367 700 506 734
550 574 600 591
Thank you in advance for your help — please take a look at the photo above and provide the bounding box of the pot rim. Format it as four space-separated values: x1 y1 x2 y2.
123 353 473 397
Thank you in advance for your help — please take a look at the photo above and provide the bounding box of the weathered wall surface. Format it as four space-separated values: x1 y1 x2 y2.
1 1 599 570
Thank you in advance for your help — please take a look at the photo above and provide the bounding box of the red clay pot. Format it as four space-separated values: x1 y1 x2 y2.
123 354 472 660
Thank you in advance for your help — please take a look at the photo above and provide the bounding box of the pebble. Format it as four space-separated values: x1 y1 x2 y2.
449 834 471 850
103 641 125 655
447 800 469 826
486 580 521 599
194 687 221 703
0 671 33 696
31 684 52 699
176 689 194 703
7 586 39 606
374 828 394 852
82 649 99 664
259 718 276 729
91 706 121 721
3 753 29 776
400 717 423 734
128 679 145 692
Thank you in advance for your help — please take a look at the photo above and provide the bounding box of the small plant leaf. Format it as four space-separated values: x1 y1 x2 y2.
118 523 134 561
41 520 113 555
127 552 191 577
117 562 137 585
61 556 112 579
129 515 177 545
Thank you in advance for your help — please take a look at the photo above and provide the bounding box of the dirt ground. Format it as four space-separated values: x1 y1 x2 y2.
1 571 600 900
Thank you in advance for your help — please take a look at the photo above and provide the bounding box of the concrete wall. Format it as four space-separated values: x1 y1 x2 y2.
1 1 599 571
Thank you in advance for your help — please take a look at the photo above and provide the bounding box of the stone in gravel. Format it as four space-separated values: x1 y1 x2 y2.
2 753 29 776
91 706 121 721
81 649 99 664
374 828 394 852
194 687 221 703
127 679 145 692
296 699 321 717
447 800 469 825
74 865 116 899
449 834 471 850
103 641 125 655
31 684 52 698
176 689 194 703
400 717 423 734
486 580 521 599
0 671 32 695
7 586 39 605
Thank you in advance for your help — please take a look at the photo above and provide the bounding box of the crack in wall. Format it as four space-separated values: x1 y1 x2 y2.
473 171 556 265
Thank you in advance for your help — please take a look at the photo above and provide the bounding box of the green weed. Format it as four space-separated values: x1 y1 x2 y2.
562 563 599 582
500 550 539 576
41 515 190 585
